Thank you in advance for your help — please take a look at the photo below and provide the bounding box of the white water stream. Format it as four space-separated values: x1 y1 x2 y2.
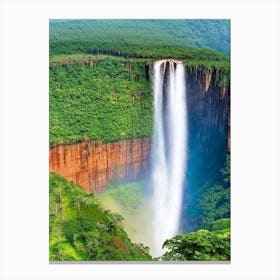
151 59 188 257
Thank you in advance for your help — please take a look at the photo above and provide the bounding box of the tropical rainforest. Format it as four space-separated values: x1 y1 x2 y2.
49 19 230 261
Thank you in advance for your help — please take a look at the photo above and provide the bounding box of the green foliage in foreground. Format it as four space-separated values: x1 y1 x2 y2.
162 227 230 261
49 58 152 146
49 173 152 261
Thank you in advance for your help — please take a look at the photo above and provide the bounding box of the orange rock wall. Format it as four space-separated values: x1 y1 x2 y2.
49 138 150 193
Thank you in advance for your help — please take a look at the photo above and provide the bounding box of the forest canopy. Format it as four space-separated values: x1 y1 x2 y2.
49 19 230 59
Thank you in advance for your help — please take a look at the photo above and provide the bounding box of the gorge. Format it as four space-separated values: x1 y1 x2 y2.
49 56 230 257
49 19 231 261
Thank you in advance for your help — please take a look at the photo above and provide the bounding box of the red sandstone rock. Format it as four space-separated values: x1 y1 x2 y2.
49 138 150 193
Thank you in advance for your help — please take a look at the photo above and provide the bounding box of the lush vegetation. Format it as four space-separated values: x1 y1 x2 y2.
199 154 230 229
50 19 230 56
162 225 230 261
49 54 230 146
49 57 152 146
49 20 230 146
49 170 230 261
49 173 152 261
49 19 231 261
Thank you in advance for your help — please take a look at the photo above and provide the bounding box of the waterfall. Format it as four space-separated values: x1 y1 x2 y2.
151 59 188 257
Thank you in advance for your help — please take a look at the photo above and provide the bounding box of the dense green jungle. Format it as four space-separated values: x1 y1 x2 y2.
49 19 230 261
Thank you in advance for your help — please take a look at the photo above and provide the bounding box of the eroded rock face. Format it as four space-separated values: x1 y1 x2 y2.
186 72 230 166
49 138 150 193
182 70 230 232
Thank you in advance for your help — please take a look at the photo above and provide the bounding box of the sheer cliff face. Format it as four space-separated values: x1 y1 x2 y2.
186 71 230 175
49 138 150 193
182 70 230 231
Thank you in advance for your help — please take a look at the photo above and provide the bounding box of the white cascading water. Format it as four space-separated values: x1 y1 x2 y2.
151 59 188 257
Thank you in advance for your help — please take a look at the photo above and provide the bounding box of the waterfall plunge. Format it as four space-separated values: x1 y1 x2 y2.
151 59 188 257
